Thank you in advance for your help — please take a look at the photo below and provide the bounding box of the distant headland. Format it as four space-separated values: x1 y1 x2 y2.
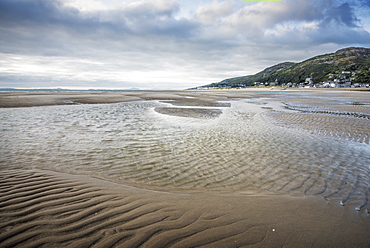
195 47 370 89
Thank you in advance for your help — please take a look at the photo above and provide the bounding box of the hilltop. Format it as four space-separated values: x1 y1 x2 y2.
197 47 370 89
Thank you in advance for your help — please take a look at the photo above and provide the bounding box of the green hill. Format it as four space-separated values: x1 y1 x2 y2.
198 47 370 88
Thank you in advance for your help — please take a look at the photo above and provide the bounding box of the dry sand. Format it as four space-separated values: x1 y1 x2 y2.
1 89 370 247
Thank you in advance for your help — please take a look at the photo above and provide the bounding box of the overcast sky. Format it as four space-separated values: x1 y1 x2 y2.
1 0 369 90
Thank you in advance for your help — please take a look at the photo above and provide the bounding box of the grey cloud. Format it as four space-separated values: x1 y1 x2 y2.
283 0 360 28
217 0 369 46
345 0 370 8
0 0 202 64
0 0 123 56
245 0 359 29
195 1 236 23
98 1 198 37
311 25 370 45
3 0 365 54
321 2 359 28
0 0 197 41
0 0 94 29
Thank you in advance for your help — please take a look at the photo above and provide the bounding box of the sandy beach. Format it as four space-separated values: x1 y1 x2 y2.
1 89 370 247
1 169 370 247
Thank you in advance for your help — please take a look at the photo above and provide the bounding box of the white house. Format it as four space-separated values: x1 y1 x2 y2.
305 78 313 85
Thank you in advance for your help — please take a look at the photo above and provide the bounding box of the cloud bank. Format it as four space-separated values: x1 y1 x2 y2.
0 0 369 89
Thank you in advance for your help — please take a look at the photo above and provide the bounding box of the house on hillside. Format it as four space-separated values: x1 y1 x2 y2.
305 78 314 86
269 79 278 86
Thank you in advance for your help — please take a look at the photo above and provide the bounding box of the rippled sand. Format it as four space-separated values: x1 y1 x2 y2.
1 90 370 247
1 169 369 247
154 107 223 118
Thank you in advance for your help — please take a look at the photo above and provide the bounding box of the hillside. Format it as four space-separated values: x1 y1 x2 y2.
198 47 370 88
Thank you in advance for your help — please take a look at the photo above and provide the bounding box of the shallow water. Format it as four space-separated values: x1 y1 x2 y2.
1 95 370 211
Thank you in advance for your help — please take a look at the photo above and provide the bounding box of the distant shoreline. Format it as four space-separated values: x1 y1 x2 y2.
190 86 370 91
1 86 369 93
0 88 369 108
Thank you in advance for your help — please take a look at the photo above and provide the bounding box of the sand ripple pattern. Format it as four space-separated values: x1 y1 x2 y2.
2 169 370 247
265 112 370 144
0 170 273 248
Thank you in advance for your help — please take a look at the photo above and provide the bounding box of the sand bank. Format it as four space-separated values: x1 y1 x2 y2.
0 90 258 108
1 169 369 247
0 92 142 108
0 89 368 108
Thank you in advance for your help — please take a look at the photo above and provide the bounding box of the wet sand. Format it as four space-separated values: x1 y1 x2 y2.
0 91 231 108
154 107 223 119
1 89 370 247
0 89 368 108
1 169 370 247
